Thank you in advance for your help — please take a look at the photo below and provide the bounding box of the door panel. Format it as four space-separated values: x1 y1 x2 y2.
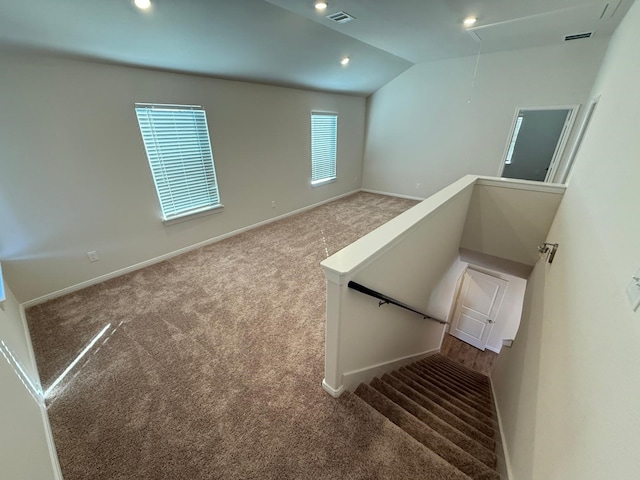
450 268 508 350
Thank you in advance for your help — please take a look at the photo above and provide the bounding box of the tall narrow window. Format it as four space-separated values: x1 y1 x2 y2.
311 112 337 185
135 103 222 222
505 115 524 165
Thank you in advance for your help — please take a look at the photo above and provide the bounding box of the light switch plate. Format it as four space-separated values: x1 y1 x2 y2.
626 268 640 312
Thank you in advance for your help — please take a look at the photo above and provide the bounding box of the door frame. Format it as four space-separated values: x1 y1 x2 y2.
448 267 508 351
559 96 600 184
497 104 580 183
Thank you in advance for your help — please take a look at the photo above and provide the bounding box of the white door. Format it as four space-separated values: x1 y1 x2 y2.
450 268 508 350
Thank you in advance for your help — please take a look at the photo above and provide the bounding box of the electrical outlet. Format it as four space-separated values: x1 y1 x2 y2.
87 251 100 263
271 200 276 209
415 182 421 190
354 176 358 184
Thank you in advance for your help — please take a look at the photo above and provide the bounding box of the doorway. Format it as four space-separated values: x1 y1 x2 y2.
449 268 507 351
499 106 578 183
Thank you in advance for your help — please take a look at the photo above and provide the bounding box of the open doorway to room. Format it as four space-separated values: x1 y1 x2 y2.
432 251 529 375
499 106 579 183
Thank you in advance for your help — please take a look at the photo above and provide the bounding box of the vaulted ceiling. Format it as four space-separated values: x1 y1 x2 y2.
0 0 631 96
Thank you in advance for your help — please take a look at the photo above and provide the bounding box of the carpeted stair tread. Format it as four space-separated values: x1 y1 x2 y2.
395 369 496 430
354 384 500 480
424 355 491 384
423 355 491 384
381 373 496 450
416 361 492 397
419 357 492 393
347 392 476 480
411 364 493 405
404 366 495 417
389 371 495 436
411 362 493 402
370 377 498 468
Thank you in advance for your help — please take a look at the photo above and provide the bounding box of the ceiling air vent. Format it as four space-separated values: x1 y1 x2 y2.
564 32 593 41
326 11 356 24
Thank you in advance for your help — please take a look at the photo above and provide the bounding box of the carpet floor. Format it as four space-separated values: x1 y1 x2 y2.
24 192 488 480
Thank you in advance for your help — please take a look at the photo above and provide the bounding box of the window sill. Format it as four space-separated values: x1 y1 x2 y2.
162 204 224 226
311 177 336 187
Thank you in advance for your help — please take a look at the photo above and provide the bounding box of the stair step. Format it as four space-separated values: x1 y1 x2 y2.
345 392 474 480
403 366 495 418
370 377 497 468
355 383 500 480
424 355 491 384
417 360 492 397
396 369 496 428
420 357 492 392
411 364 493 405
381 373 496 450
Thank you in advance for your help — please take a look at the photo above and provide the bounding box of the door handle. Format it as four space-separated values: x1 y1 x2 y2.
487 319 495 324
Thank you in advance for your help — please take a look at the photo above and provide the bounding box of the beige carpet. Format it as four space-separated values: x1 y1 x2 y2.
353 354 501 480
25 192 477 480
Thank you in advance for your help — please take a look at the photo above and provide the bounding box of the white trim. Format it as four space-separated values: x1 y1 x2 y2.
18 299 63 479
321 379 345 398
162 203 224 225
475 176 566 194
18 304 45 390
561 96 600 184
360 188 426 201
22 189 360 307
490 375 513 480
40 402 64 480
341 348 439 392
485 345 501 354
311 177 337 187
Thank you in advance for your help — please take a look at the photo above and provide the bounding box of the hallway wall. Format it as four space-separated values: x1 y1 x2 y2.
491 1 640 477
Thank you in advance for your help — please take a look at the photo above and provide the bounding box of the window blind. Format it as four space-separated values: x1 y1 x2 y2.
311 112 337 184
135 104 221 221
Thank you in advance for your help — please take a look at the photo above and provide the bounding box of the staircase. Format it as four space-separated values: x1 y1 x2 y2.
353 354 501 480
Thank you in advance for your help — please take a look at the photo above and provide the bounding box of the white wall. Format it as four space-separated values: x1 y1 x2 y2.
362 39 608 198
0 279 60 480
0 51 366 303
491 1 640 478
460 181 564 266
428 257 526 354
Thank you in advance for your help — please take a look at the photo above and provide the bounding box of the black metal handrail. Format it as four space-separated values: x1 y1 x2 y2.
348 281 448 325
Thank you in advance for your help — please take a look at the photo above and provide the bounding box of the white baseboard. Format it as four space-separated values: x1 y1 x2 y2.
322 379 345 398
341 348 439 392
490 375 513 480
360 188 426 201
40 402 64 480
486 345 501 354
22 189 361 308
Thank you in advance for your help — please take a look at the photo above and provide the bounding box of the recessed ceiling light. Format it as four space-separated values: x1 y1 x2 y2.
134 0 151 10
315 1 328 11
463 17 477 27
340 57 350 66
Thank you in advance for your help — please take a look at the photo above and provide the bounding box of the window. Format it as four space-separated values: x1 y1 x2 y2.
311 112 337 185
135 103 222 222
505 115 523 165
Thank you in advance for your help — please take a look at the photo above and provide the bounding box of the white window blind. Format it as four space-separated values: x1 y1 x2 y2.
311 112 337 185
135 103 221 221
